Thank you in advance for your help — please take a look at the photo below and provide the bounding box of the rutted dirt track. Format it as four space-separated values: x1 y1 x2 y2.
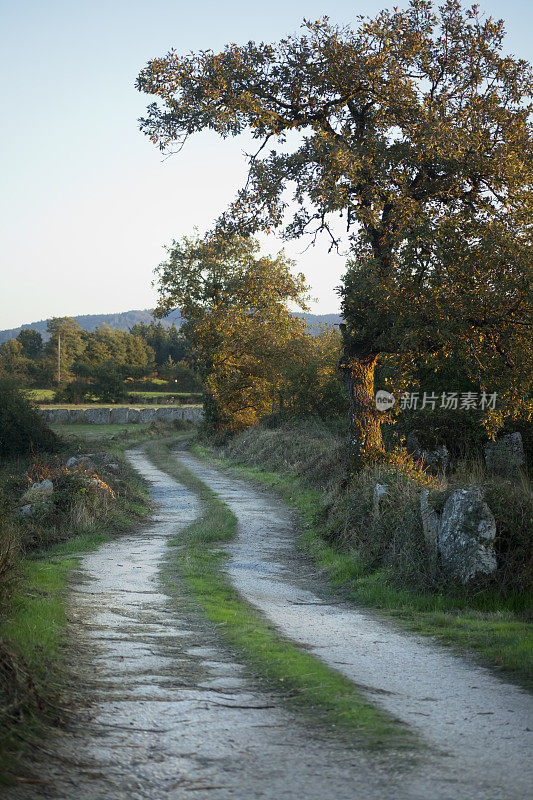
7 446 532 800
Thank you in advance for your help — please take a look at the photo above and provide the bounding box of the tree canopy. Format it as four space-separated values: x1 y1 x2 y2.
137 0 533 461
154 232 310 431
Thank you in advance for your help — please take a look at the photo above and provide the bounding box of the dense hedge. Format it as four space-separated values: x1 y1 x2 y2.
0 380 58 457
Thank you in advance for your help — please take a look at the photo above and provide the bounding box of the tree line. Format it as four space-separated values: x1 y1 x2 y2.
0 318 201 401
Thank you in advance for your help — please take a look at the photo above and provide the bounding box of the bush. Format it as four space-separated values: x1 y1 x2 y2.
0 381 58 457
91 365 127 403
55 379 91 404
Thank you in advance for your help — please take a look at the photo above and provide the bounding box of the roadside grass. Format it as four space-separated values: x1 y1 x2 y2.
191 444 533 691
0 426 194 784
146 439 414 749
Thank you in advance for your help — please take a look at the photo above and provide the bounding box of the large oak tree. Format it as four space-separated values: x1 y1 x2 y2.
137 0 533 466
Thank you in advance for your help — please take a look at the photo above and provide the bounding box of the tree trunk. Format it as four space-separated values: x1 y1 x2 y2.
341 355 384 472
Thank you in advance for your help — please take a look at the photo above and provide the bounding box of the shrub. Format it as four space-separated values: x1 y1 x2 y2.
55 380 91 404
0 381 58 457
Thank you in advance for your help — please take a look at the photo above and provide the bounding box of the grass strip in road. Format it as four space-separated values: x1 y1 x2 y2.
191 444 533 691
146 439 414 749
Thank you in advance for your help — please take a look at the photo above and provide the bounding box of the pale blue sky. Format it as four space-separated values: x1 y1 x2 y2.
1 0 531 329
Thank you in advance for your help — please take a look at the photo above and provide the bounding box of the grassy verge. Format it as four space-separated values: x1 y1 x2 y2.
146 439 413 749
191 443 533 691
0 425 192 783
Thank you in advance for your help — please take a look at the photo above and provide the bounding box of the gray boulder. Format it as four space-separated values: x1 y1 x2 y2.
372 484 388 520
406 433 450 474
84 408 111 424
139 408 156 424
438 487 497 583
484 432 525 478
16 504 34 518
110 407 129 424
21 479 54 505
66 454 96 472
51 408 70 424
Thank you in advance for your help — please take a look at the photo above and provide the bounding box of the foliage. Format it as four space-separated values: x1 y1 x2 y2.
277 325 348 419
16 329 42 360
55 379 92 404
0 381 58 457
44 317 85 385
137 0 533 461
154 232 310 431
88 364 128 403
0 340 31 383
129 321 192 367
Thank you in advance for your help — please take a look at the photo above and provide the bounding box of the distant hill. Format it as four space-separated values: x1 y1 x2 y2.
0 309 340 343
0 310 182 344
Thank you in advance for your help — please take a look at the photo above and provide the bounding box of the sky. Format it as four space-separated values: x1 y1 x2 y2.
1 0 532 330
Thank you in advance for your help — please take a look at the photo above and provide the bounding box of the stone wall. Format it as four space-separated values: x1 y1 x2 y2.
39 406 204 425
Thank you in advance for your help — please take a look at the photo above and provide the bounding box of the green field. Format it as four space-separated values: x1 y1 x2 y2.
26 389 56 402
50 423 153 440
40 402 202 409
27 388 202 405
128 391 202 399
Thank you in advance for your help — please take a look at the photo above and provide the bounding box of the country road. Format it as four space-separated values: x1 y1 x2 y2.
7 445 532 800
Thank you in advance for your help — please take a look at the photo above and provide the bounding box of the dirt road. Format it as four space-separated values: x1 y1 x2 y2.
7 447 532 800
176 450 533 800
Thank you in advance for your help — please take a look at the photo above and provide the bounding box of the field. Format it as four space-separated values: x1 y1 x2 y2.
50 423 153 440
40 402 202 409
26 388 202 406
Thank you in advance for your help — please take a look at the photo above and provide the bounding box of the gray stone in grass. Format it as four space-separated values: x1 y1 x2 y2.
438 487 497 583
372 483 388 520
484 432 525 478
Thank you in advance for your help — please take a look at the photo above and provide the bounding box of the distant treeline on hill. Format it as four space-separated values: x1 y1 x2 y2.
0 310 340 344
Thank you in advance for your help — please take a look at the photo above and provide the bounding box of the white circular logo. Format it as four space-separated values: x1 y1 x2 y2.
375 390 395 411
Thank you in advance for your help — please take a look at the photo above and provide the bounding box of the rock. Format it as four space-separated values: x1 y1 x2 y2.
16 504 34 518
139 408 156 424
107 463 119 472
127 408 140 424
156 407 177 421
67 455 96 472
84 408 111 425
406 433 450 474
68 409 85 423
110 407 129 424
373 484 388 520
438 487 497 583
50 408 70 424
21 478 54 505
420 490 439 571
484 432 525 478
